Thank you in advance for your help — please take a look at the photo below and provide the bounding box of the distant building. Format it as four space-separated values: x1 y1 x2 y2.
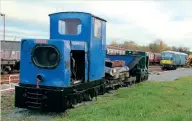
106 45 127 55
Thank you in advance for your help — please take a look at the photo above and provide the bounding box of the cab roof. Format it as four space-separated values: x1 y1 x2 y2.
161 50 188 55
49 11 107 22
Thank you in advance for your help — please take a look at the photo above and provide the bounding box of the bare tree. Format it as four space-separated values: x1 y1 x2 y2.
110 40 119 47
108 39 191 54
148 39 169 52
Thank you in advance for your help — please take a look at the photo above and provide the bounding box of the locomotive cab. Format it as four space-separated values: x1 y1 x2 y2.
49 12 107 83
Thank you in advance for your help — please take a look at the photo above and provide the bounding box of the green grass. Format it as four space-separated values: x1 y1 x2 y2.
1 76 192 121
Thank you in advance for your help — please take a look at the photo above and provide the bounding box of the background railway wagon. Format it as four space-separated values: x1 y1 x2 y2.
146 52 160 65
1 40 21 60
147 52 154 64
160 51 188 70
1 40 21 74
154 53 161 64
106 46 126 55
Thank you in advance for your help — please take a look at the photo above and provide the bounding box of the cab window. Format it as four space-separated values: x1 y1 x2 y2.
59 18 82 35
94 18 101 38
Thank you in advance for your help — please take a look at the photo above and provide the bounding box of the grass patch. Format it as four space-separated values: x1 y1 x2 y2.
1 76 192 121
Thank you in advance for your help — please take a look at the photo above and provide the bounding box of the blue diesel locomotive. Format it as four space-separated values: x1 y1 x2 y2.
160 51 188 70
15 12 148 112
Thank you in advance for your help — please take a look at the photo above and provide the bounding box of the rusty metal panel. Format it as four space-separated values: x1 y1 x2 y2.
106 60 125 67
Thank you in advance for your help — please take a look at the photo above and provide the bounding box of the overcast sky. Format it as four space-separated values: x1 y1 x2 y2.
0 0 192 50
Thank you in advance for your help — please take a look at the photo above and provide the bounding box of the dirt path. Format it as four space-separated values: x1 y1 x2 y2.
148 68 192 81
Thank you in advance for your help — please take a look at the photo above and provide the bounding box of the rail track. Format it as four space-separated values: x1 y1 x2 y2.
0 67 162 85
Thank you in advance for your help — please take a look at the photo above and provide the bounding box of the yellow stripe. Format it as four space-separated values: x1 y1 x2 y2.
160 60 173 64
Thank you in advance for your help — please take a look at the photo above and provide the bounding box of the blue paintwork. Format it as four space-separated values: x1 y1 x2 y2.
20 12 107 87
106 54 137 66
161 51 188 66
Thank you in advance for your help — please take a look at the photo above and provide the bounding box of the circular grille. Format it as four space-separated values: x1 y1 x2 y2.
32 45 60 68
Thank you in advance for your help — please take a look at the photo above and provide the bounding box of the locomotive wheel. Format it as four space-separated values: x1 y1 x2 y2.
78 93 83 103
15 61 20 71
136 74 141 83
84 92 92 101
99 85 105 95
72 96 77 105
146 75 149 80
86 94 93 101
2 66 11 74
161 67 165 70
65 98 72 109
124 82 129 87
144 75 149 81
174 66 177 70
2 70 8 75
129 80 135 86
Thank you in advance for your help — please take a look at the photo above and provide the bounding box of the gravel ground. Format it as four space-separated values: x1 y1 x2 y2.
148 68 192 81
